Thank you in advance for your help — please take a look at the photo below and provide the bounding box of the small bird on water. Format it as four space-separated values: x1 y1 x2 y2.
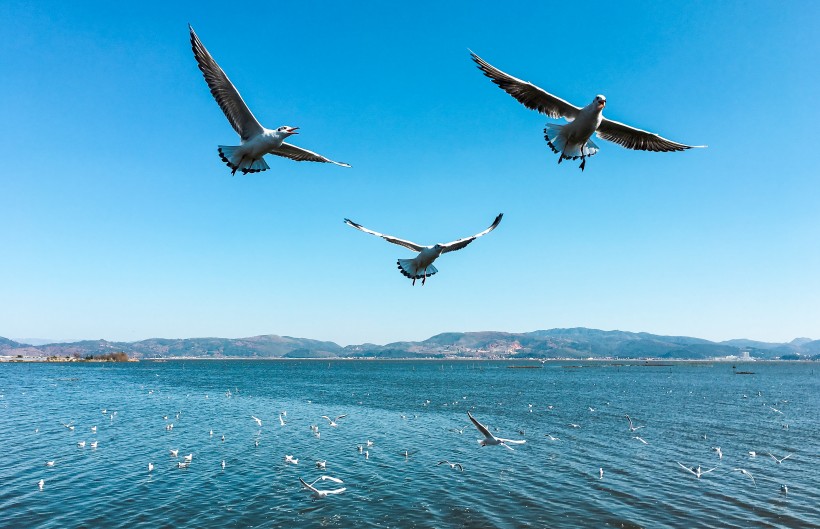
188 25 350 175
470 51 704 170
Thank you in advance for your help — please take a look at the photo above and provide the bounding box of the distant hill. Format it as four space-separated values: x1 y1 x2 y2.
0 329 816 361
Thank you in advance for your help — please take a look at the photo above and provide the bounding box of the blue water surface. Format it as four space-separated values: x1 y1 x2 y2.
1 360 817 528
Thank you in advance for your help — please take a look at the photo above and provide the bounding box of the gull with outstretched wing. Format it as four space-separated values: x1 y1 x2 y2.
467 411 525 451
344 214 503 285
189 25 349 175
299 476 346 498
471 51 704 171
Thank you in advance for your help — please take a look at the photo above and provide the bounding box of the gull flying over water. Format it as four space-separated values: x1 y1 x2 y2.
437 460 464 471
471 51 704 170
251 416 262 427
321 415 347 428
625 415 644 432
733 468 756 486
467 411 526 450
188 25 350 175
299 476 346 498
677 462 717 479
344 214 503 285
768 452 792 464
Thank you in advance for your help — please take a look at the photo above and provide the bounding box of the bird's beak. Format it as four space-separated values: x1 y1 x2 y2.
287 127 299 134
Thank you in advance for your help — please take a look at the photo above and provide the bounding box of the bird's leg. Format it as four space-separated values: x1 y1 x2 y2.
422 268 427 286
412 277 416 286
579 156 586 171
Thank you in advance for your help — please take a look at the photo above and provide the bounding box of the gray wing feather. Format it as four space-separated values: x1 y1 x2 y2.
596 118 705 152
471 52 579 120
467 412 493 439
344 219 425 252
189 25 264 141
440 213 503 254
271 142 351 167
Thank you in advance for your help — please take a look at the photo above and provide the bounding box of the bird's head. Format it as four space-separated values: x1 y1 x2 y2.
594 95 606 110
276 125 299 136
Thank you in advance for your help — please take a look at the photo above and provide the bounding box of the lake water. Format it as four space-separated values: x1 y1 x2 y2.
1 360 817 528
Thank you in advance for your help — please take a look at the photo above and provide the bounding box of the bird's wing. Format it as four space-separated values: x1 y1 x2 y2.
344 219 426 252
500 442 516 451
324 487 347 495
321 415 331 422
781 453 792 461
467 412 493 439
189 25 264 141
625 415 634 427
470 52 580 120
767 452 777 461
335 415 347 421
437 460 448 466
299 477 320 493
454 463 464 471
701 467 717 474
439 213 503 254
320 476 344 484
677 462 696 476
596 117 705 152
269 142 351 167
498 438 526 445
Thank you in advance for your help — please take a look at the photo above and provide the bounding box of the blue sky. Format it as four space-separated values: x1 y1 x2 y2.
1 1 818 345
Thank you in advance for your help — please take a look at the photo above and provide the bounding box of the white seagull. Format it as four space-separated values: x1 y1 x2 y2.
677 462 717 479
284 455 299 465
625 415 644 432
321 415 347 428
183 453 193 462
189 25 350 175
471 51 704 170
316 460 327 470
38 479 44 490
77 441 86 448
299 476 346 498
170 449 179 457
732 468 756 486
279 413 286 426
437 460 464 471
148 462 154 472
768 452 792 464
251 415 262 427
712 446 723 460
545 434 561 441
344 213 503 285
46 461 55 467
467 411 525 451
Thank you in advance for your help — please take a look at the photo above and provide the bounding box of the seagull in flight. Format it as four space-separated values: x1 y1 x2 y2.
633 436 649 445
467 411 525 450
299 476 346 498
470 51 704 171
625 415 644 432
712 447 723 460
251 416 262 427
732 468 756 486
188 25 350 175
38 479 44 491
545 434 561 441
768 452 792 464
321 415 347 428
437 460 464 471
344 214 503 285
677 462 717 479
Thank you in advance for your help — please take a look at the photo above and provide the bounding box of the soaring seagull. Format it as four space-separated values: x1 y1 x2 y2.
344 214 503 285
470 51 704 170
189 25 350 175
467 411 526 450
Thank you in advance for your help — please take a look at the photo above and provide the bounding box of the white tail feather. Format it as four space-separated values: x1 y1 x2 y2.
218 146 270 175
543 125 599 160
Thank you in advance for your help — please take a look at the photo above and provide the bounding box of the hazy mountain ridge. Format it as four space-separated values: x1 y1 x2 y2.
1 329 818 360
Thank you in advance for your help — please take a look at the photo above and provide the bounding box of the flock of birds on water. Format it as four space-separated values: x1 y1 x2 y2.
34 386 796 501
186 24 705 286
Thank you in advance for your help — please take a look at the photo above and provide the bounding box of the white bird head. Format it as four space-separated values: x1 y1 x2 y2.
276 125 299 136
594 95 606 110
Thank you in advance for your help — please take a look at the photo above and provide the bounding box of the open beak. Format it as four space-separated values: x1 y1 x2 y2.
287 127 299 134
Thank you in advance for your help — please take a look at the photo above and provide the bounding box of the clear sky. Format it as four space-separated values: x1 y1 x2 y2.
1 1 818 346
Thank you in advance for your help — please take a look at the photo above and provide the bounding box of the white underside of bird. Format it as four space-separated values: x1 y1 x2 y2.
188 25 350 175
471 51 704 171
344 214 503 285
467 411 525 450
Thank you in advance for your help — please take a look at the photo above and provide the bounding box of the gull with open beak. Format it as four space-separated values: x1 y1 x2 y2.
471 51 704 171
189 25 350 175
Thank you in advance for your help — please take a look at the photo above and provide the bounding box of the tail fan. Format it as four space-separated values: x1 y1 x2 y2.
543 125 600 160
218 146 270 175
397 260 438 280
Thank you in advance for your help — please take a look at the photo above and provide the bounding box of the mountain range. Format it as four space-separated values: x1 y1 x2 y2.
2 329 818 361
